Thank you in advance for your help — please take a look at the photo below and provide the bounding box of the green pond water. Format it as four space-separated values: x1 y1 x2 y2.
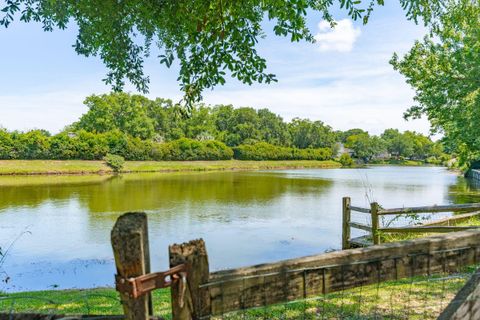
0 166 478 292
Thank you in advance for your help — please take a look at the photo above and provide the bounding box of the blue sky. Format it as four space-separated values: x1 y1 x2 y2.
0 2 432 135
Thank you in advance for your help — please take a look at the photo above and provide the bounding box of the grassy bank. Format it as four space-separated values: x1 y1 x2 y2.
370 159 427 166
0 160 341 175
0 269 474 319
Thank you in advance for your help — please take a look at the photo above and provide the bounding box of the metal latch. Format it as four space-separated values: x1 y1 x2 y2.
115 264 187 298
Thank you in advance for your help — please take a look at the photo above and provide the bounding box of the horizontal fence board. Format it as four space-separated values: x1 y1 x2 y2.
349 235 372 247
349 206 370 214
379 226 480 233
349 221 372 232
206 230 480 316
378 203 480 215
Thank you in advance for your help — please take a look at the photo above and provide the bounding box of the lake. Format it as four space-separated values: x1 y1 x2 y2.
1 166 478 292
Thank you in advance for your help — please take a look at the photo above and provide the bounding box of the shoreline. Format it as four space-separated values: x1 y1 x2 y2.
0 160 342 176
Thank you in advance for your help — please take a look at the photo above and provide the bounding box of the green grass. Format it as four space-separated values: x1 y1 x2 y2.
0 287 171 316
227 273 469 320
380 216 480 243
0 160 110 175
370 159 425 166
0 160 341 175
1 269 474 319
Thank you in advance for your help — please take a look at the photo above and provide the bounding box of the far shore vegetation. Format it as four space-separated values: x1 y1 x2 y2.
0 93 450 175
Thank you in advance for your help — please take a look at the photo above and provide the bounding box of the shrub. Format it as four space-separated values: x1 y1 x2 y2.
74 130 109 160
339 153 354 167
103 154 125 172
233 142 332 161
49 133 77 159
0 129 333 162
10 130 50 159
157 138 233 161
104 130 129 156
124 136 152 160
0 128 14 159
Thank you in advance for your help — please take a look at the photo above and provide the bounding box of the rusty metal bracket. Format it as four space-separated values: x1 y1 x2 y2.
115 264 187 299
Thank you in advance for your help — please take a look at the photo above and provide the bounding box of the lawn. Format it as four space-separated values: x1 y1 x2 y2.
0 160 341 175
0 268 475 319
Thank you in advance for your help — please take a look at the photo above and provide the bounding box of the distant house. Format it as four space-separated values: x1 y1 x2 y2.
336 143 354 157
374 151 391 160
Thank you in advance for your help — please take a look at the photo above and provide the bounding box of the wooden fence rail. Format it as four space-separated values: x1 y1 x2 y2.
378 203 480 215
203 231 480 317
110 211 480 320
343 197 480 249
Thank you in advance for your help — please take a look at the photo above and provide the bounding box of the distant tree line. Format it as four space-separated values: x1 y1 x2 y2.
339 128 447 164
0 93 447 163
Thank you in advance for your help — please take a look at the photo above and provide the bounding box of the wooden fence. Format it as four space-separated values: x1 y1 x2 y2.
111 211 480 320
342 197 480 249
438 267 480 319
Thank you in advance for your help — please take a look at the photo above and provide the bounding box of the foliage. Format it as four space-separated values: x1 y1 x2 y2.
218 106 262 146
0 1 445 108
391 0 480 167
288 118 337 150
338 153 354 167
233 142 332 161
74 93 158 140
345 133 387 162
11 130 50 159
380 129 440 160
337 128 367 143
74 93 340 150
381 129 414 158
154 138 234 161
0 129 235 162
0 92 446 163
0 128 14 159
103 154 125 172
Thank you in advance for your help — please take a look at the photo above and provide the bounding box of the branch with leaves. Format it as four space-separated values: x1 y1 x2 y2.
1 0 445 109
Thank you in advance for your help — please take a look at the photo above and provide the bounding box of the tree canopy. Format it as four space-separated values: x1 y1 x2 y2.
391 0 479 167
0 92 446 163
1 0 445 108
71 92 339 149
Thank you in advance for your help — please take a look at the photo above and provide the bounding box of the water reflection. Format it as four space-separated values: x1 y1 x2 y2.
0 166 477 292
0 172 333 212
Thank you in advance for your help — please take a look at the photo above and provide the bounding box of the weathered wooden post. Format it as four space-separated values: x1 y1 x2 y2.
370 202 380 245
342 197 351 249
111 212 152 320
169 239 211 320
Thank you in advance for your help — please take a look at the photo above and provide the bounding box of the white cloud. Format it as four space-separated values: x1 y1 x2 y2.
314 19 361 52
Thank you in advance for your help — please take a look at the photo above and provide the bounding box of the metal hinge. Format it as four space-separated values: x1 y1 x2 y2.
115 264 187 299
